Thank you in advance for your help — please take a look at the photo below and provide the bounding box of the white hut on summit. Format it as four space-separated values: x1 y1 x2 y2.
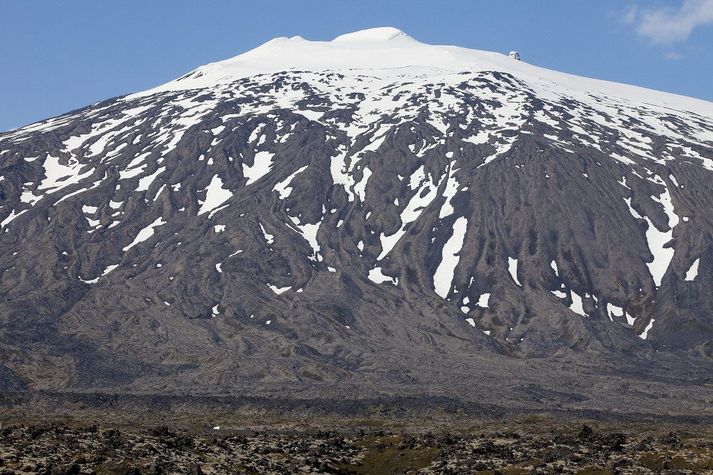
508 51 520 60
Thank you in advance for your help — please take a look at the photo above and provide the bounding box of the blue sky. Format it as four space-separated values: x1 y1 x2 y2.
2 0 712 131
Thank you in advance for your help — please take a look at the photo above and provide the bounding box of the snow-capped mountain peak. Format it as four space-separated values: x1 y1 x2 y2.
0 27 712 398
331 26 415 43
131 27 713 117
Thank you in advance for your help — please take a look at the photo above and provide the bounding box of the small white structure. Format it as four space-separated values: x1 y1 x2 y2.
508 51 520 60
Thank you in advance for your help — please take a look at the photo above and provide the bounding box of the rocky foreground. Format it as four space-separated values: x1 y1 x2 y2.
1 420 712 474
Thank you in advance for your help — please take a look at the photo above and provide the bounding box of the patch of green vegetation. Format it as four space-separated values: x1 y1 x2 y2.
669 455 694 470
639 451 667 471
95 461 140 475
520 415 546 425
495 457 544 475
358 447 440 474
500 466 530 475
639 450 707 472
342 435 440 474
341 418 391 428
575 468 612 475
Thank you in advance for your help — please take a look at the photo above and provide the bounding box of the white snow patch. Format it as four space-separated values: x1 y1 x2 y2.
197 175 233 215
354 167 372 202
102 264 119 276
153 184 166 201
259 223 274 244
624 197 642 219
120 163 147 180
508 257 521 286
433 217 468 298
645 184 679 286
626 312 637 326
243 151 274 185
640 319 655 340
368 267 398 285
296 109 324 121
38 155 94 195
122 217 166 251
268 284 291 294
463 130 490 145
607 303 623 322
1 209 27 228
20 190 41 205
409 166 425 190
136 166 165 192
378 168 441 260
329 147 355 202
685 258 700 281
624 184 679 287
550 260 558 276
248 125 265 143
78 263 119 285
85 216 101 228
438 164 460 218
569 290 587 317
288 216 321 260
273 165 307 199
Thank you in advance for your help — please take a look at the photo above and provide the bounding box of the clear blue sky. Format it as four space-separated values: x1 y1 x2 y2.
2 0 712 131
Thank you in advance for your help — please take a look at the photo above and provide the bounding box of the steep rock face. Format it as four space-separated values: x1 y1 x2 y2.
1 29 713 400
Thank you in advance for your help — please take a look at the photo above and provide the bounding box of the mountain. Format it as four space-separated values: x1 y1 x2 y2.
2 28 713 414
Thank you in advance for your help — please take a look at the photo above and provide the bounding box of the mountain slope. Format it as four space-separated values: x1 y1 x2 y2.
1 28 713 412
